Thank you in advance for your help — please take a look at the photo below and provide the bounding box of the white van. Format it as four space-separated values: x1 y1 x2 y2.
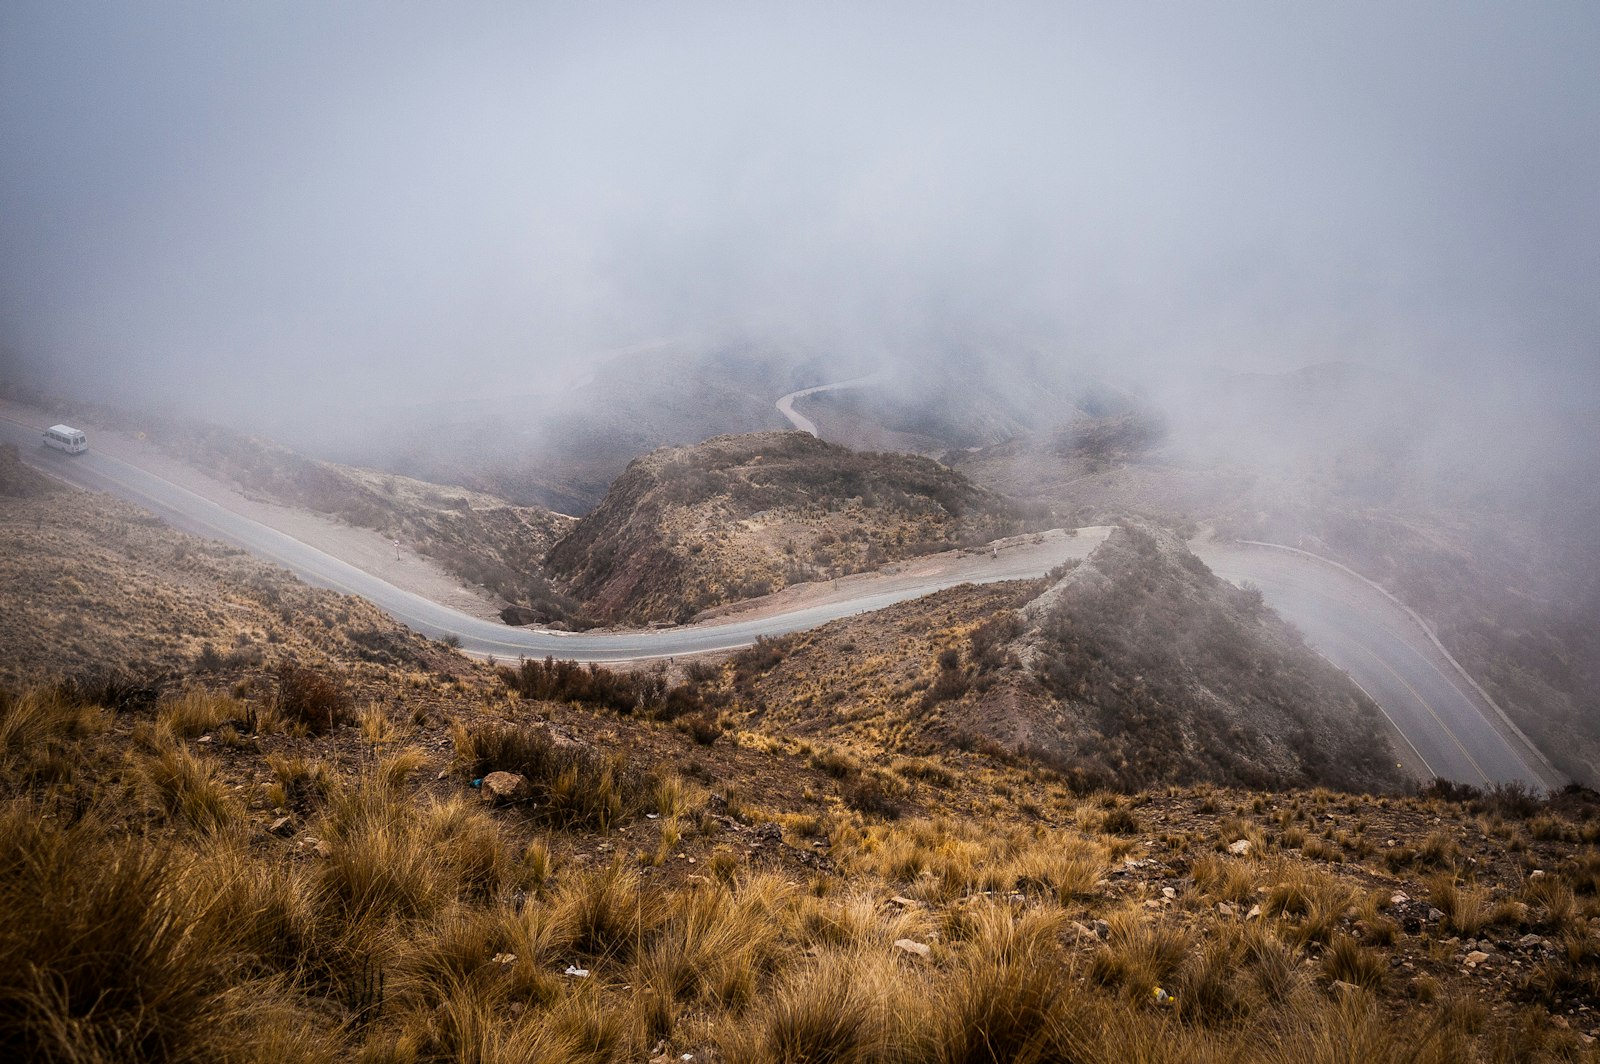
43 424 88 454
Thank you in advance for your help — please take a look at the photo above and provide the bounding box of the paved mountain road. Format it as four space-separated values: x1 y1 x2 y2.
1 413 1560 790
1194 543 1557 791
775 373 883 435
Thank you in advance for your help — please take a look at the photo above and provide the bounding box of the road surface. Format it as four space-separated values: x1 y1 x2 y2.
775 373 882 435
0 412 1559 790
1194 542 1557 791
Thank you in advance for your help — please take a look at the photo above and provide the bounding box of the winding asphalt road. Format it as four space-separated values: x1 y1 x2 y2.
1 414 1560 790
775 372 883 435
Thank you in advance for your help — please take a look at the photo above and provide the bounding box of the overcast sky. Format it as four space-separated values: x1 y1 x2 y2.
1 1 1596 420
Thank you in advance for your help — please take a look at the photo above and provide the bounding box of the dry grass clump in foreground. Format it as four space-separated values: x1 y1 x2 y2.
5 681 1600 1063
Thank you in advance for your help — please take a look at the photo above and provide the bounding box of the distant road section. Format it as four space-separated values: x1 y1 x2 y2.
1194 542 1558 792
775 372 883 435
0 410 1560 791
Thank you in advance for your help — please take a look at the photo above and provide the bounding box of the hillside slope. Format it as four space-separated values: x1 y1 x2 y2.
2 392 587 623
0 443 57 498
1004 524 1404 792
5 477 1600 1060
546 431 1032 623
0 481 454 688
727 523 1405 794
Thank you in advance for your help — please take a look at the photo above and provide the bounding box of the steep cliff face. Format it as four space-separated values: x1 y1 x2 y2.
545 431 1027 624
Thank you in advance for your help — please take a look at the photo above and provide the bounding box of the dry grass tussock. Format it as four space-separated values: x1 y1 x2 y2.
4 675 1600 1063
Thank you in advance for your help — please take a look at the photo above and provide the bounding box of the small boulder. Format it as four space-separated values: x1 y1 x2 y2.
894 938 932 959
298 837 333 859
268 816 294 838
1228 839 1252 856
480 771 531 804
1465 950 1490 968
500 605 544 627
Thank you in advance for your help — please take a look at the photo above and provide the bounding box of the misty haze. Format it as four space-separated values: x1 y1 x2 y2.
2 3 1599 1060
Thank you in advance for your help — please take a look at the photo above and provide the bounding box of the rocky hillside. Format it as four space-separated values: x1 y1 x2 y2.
5 482 1600 1060
0 478 456 689
545 431 1034 623
1003 524 1405 792
726 523 1405 794
4 395 587 623
6 468 1600 1060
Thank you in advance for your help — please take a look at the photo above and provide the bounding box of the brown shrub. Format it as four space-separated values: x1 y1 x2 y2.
274 664 350 735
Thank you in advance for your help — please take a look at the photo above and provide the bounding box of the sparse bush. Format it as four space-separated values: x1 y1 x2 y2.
1175 933 1249 1024
934 948 1066 1060
140 745 238 833
194 641 225 672
157 689 241 738
0 687 107 784
749 953 884 1063
1264 865 1351 948
275 664 351 735
553 862 663 963
267 752 335 812
684 659 721 684
497 655 707 721
1087 911 1192 1000
1321 933 1385 991
1191 854 1256 904
811 746 858 779
732 635 793 691
61 669 160 713
1100 805 1140 836
969 611 1023 672
455 722 649 831
1480 781 1542 819
919 660 969 710
683 713 722 746
842 772 908 820
1429 875 1495 937
892 758 956 788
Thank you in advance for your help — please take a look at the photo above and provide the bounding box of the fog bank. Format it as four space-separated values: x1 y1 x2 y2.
2 2 1596 431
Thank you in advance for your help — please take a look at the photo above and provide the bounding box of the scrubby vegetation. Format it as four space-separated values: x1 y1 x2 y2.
0 487 459 688
172 425 588 626
5 672 1600 1062
546 431 1038 623
0 443 56 498
6 425 1600 1060
722 526 1403 795
496 657 717 723
1014 524 1404 792
1054 409 1169 469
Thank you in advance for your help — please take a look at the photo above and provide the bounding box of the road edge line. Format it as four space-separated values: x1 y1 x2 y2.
1236 539 1563 790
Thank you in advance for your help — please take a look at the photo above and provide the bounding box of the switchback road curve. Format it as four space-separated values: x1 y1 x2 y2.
1 414 1559 790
